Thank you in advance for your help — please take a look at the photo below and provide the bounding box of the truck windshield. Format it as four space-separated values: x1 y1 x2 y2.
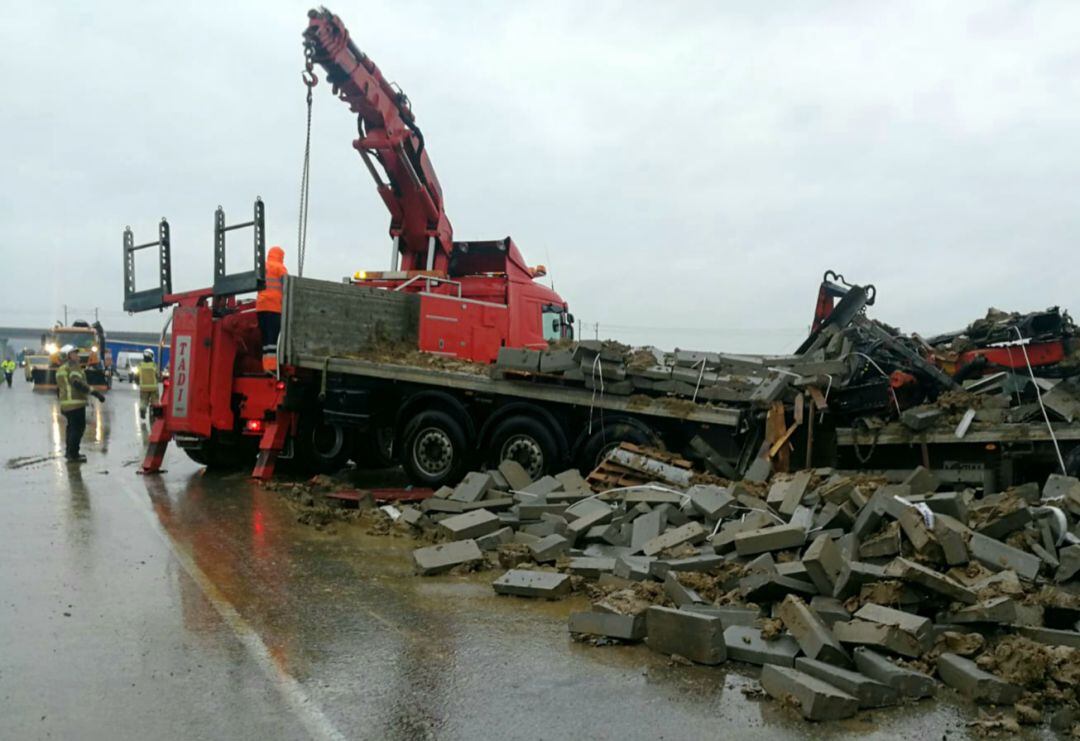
57 332 95 349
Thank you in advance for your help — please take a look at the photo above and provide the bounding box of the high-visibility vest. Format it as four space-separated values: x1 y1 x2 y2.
1 360 13 372
56 364 88 411
137 361 158 391
256 247 287 313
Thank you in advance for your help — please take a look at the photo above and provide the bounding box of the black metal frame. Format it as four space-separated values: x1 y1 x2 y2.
213 198 266 297
123 218 172 312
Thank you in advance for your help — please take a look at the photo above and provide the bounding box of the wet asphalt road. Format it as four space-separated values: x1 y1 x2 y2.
0 377 1043 740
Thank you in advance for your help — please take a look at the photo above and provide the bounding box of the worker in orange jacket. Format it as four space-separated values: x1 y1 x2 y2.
257 246 287 374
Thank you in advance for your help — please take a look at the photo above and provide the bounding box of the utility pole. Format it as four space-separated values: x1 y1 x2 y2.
63 304 68 325
594 322 599 340
94 307 99 323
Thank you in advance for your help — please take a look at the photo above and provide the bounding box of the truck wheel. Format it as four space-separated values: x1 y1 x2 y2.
354 426 395 469
297 414 352 474
182 435 254 470
489 416 558 481
577 421 659 473
402 410 468 487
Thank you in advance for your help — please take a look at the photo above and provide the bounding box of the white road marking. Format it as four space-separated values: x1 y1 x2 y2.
118 480 347 741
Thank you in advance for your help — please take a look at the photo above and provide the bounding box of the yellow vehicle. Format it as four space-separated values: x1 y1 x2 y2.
23 353 50 383
34 322 110 391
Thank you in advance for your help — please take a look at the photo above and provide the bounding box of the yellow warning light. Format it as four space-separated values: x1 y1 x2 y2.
354 271 368 280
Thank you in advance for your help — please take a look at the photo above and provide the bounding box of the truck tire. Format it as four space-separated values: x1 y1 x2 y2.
296 413 352 474
402 410 469 488
182 435 255 470
353 426 395 469
488 415 559 481
577 420 659 473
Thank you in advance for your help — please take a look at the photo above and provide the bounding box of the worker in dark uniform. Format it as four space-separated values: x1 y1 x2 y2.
56 345 105 462
257 245 287 374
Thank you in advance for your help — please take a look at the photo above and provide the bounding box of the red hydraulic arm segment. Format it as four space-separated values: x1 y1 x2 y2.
304 7 453 273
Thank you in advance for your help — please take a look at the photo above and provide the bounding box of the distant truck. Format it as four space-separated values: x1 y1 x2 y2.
33 321 110 391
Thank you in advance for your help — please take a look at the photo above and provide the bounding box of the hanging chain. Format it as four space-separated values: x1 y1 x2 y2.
297 46 317 277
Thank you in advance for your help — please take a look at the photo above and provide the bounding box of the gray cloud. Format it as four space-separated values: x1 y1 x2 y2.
3 1 1078 353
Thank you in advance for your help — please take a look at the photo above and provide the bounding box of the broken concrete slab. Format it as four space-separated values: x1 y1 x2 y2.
685 484 735 519
1014 626 1080 649
723 625 800 667
1055 544 1080 583
832 561 886 599
733 523 806 556
492 569 570 599
902 466 939 495
794 657 899 709
497 459 533 490
810 597 851 628
641 522 708 557
853 604 931 647
567 556 617 578
941 596 1037 626
1044 473 1080 501
613 555 655 581
758 665 859 721
412 540 484 575
740 571 817 602
778 595 850 666
937 652 1022 705
645 606 727 665
522 475 564 497
566 507 614 543
649 554 725 578
438 509 502 541
476 526 515 551
568 611 646 641
681 604 760 626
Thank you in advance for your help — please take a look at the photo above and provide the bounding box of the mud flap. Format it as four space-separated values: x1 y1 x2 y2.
141 418 172 473
251 411 294 480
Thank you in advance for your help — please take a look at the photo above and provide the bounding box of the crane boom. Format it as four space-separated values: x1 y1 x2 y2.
304 7 453 272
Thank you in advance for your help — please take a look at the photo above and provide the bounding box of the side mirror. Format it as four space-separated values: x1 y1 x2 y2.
551 319 561 333
566 313 575 324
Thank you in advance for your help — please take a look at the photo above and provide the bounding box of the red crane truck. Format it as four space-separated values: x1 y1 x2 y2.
124 8 579 480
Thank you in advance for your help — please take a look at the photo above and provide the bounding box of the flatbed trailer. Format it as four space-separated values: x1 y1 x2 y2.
834 420 1080 491
278 276 750 486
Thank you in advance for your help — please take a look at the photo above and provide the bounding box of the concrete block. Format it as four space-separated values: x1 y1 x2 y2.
620 488 683 505
566 507 614 543
858 523 901 559
778 595 850 666
853 647 935 699
810 597 851 628
976 508 1033 541
853 604 931 646
398 506 428 529
568 611 645 641
941 596 1038 626
518 503 568 520
512 531 541 545
450 472 493 503
529 533 570 563
521 521 558 538
968 532 1041 581
817 477 855 505
412 540 484 575
833 619 924 658
902 466 939 495
1044 473 1080 501
476 526 514 551
539 348 578 373
681 605 760 626
438 509 501 541
629 508 666 553
802 534 845 596
734 523 807 556
554 468 589 491
937 653 1021 704
461 496 514 512
759 665 859 721
740 571 817 602
492 569 570 599
663 572 704 606
779 470 814 518
421 498 466 514
642 522 708 557
646 606 727 665
685 484 735 519
497 347 541 371
917 491 968 522
1015 626 1080 649
900 407 943 431
723 625 800 667
794 657 900 708
522 475 564 497
775 561 815 585
433 485 454 499
832 561 886 599
933 518 969 566
1055 544 1080 583
649 554 724 578
884 557 977 604
613 555 654 581
897 506 935 553
567 556 616 578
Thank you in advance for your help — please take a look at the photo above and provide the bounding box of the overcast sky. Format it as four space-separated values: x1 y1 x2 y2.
3 1 1079 353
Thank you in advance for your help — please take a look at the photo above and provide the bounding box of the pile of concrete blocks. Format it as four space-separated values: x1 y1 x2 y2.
404 455 1080 725
493 338 853 409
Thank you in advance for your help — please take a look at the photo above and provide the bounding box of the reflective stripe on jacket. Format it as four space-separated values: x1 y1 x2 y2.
56 364 88 411
137 361 158 390
256 246 287 313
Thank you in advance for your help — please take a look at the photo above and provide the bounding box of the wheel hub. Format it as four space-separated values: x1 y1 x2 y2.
503 435 544 479
414 427 453 477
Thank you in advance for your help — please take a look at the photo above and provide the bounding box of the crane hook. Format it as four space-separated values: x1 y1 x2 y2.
302 69 318 89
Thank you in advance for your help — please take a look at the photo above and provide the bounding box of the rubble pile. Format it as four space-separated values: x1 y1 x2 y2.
399 448 1080 729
